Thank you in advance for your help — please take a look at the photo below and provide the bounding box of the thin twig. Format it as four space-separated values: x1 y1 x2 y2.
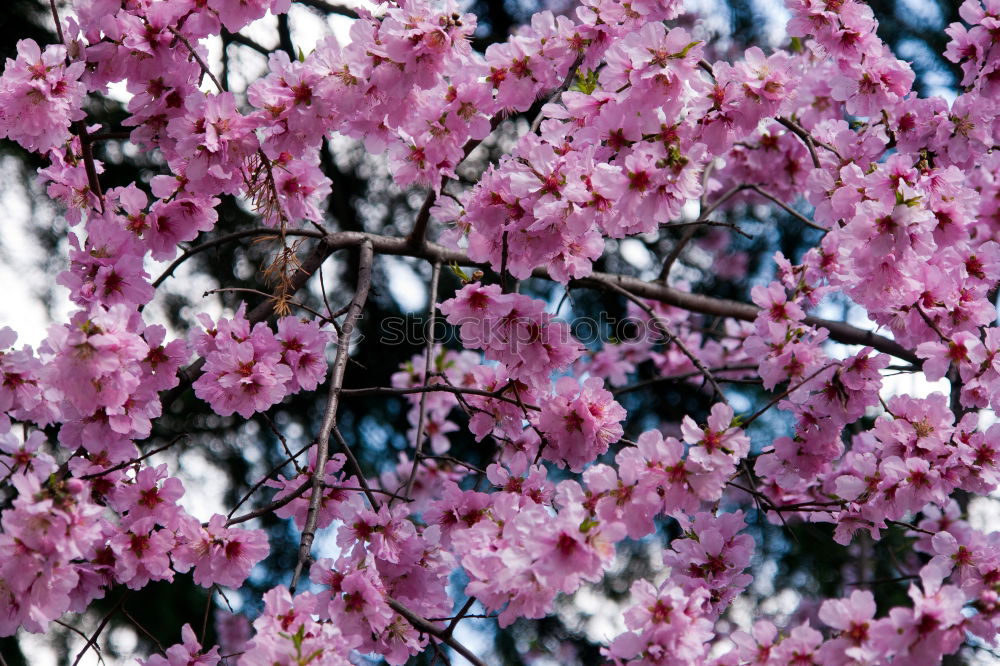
658 183 747 281
54 620 103 661
261 414 303 475
201 586 215 644
121 605 165 653
72 593 127 666
602 282 729 404
340 384 536 409
152 229 322 288
915 304 948 341
203 287 330 322
289 240 373 593
78 434 189 480
388 599 489 666
887 519 935 536
331 425 380 510
746 184 827 232
845 575 918 586
660 219 753 239
171 27 224 91
402 261 443 502
225 477 311 527
530 52 585 133
421 455 487 475
227 441 312 519
741 363 838 429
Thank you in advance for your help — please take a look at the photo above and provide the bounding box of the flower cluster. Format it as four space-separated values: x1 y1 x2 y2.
192 306 331 418
4 0 1000 664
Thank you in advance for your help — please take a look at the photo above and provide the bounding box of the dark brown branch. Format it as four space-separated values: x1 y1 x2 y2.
71 594 127 666
612 364 759 396
775 116 820 169
152 229 322 288
84 131 133 143
388 598 489 666
224 30 273 56
660 219 753 239
776 116 842 160
160 229 919 415
340 384 536 409
294 0 359 18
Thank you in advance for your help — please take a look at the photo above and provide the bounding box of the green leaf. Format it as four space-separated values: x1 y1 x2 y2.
572 69 600 95
672 41 702 59
449 262 470 282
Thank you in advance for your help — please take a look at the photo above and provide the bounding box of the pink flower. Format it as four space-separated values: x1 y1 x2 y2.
207 0 292 33
605 579 713 664
140 623 220 666
110 464 186 533
240 586 356 666
818 589 877 662
681 403 749 470
751 281 805 338
167 92 259 196
0 39 86 153
276 316 331 392
916 330 985 382
110 527 175 589
173 515 269 589
538 376 626 471
663 511 753 617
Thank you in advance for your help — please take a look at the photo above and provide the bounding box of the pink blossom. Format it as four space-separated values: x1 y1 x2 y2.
0 39 86 153
173 514 269 588
140 624 220 666
538 376 626 471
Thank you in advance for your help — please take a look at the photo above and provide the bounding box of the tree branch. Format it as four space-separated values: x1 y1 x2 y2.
600 281 730 404
294 0 359 18
746 184 827 232
387 598 489 666
401 261 442 502
289 239 373 593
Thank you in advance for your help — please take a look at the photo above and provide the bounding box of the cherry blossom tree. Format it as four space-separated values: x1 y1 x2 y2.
2 0 1000 664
